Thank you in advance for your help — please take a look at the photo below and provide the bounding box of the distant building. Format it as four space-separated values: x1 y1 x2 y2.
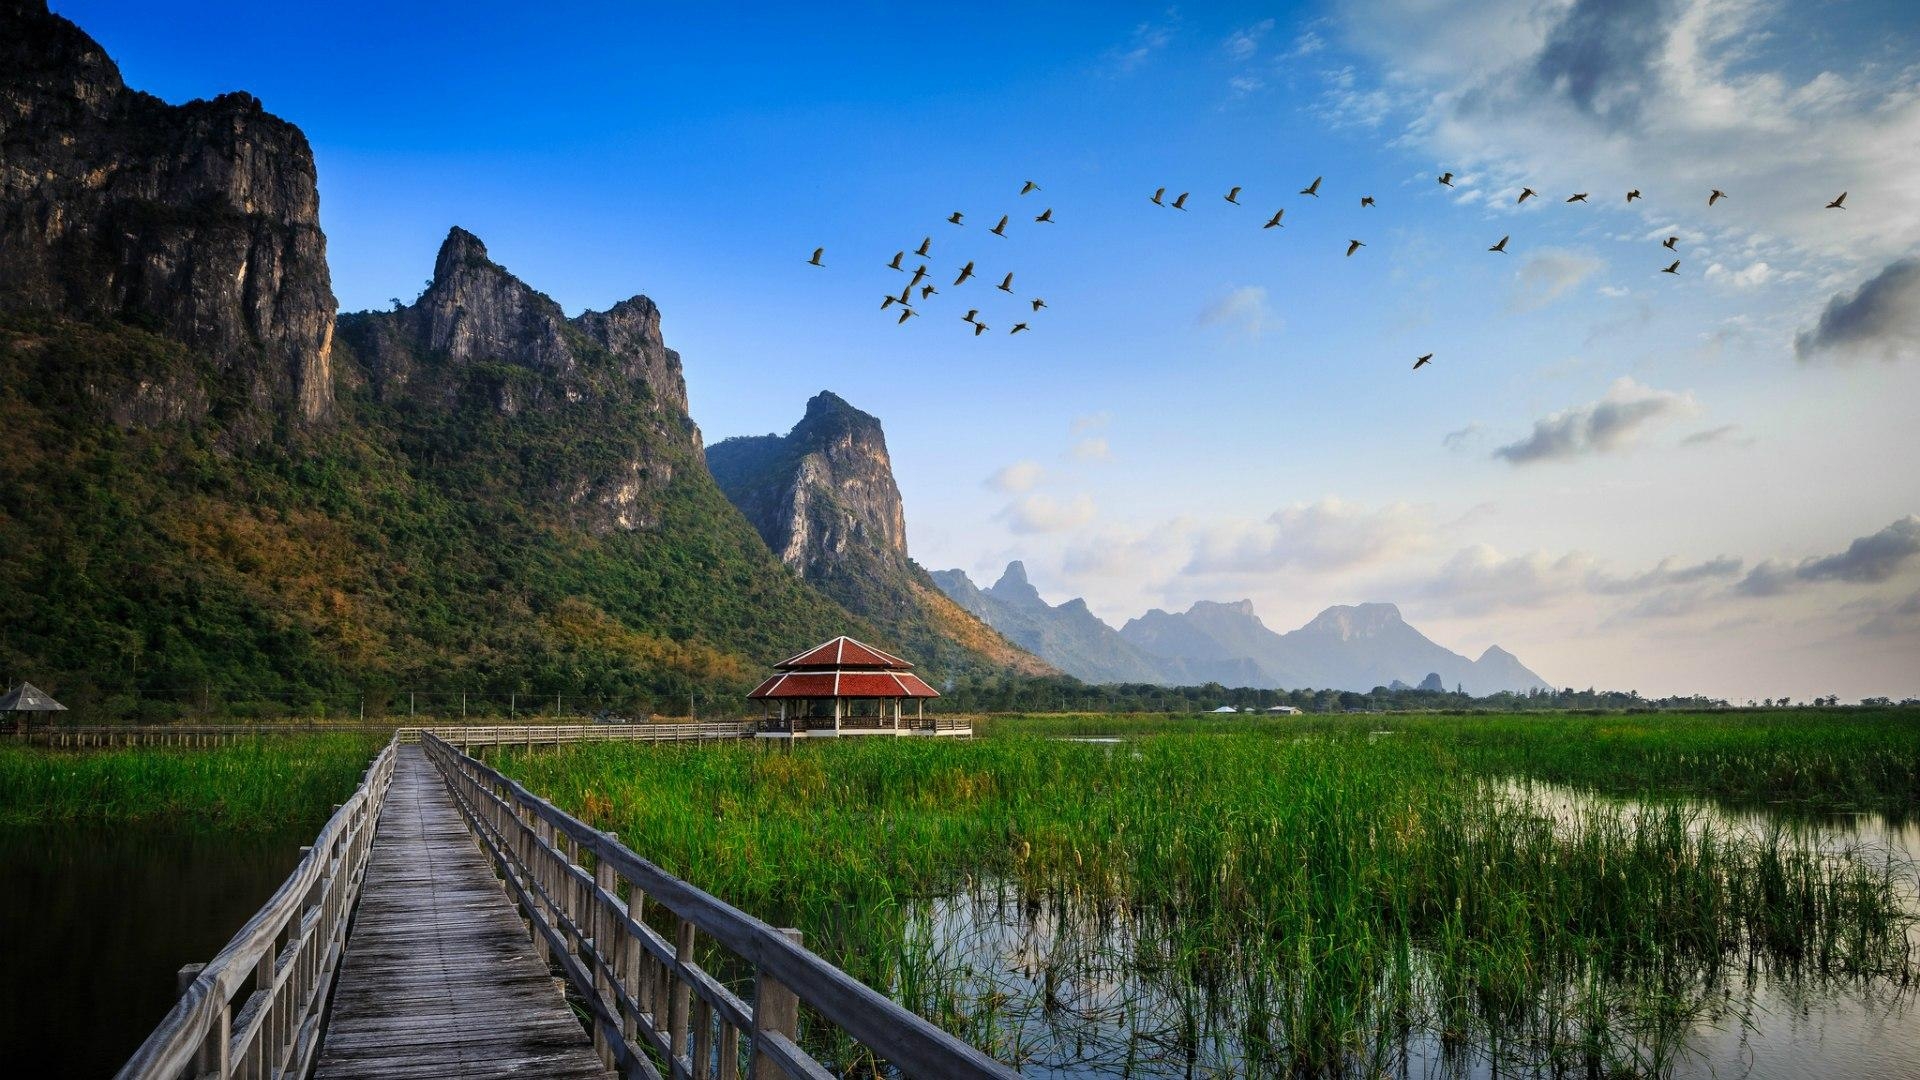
1265 705 1301 715
1210 705 1238 713
747 636 951 738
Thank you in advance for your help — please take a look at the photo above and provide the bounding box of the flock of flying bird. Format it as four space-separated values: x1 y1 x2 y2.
809 172 1854 368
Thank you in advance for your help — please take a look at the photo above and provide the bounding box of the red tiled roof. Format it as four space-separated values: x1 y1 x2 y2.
775 636 914 671
748 670 940 699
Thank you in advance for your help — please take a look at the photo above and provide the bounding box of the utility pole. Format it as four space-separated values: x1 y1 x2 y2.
461 691 466 719
410 691 415 718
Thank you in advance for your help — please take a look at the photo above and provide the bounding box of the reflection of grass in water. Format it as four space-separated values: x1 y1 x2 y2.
496 727 1918 1076
0 735 384 828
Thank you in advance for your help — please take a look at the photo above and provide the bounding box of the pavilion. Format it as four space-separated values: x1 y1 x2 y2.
748 636 944 737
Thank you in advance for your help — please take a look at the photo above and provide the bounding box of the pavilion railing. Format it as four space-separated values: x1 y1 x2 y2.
114 736 399 1080
422 732 1015 1080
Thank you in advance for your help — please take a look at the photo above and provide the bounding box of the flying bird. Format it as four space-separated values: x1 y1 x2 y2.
1346 239 1365 256
920 284 937 299
1171 191 1190 210
1489 235 1509 253
1413 353 1433 370
1150 187 1166 206
1010 323 1030 335
963 309 979 323
1626 189 1642 202
1301 176 1322 197
887 251 904 271
897 307 918 324
1021 180 1040 195
1034 207 1054 223
808 247 824 267
915 237 931 257
1030 298 1047 311
1567 192 1589 203
1517 187 1538 203
954 261 975 285
1263 209 1285 229
948 211 965 225
1827 192 1847 209
991 214 1009 237
1438 172 1455 186
896 284 912 305
1662 236 1679 250
880 295 897 310
1708 189 1727 206
1225 186 1242 204
1662 260 1681 274
908 265 928 288
1360 196 1376 207
973 321 988 336
997 272 1015 292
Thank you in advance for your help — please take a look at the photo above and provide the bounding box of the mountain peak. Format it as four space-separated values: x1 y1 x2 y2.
999 560 1030 587
989 561 1046 605
436 225 490 266
1479 644 1515 661
1189 598 1259 619
1302 602 1405 640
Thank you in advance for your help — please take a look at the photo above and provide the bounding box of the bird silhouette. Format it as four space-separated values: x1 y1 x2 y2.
1150 187 1166 206
1708 189 1727 206
954 261 975 285
1225 186 1242 204
948 211 965 225
1360 196 1376 207
1010 323 1030 335
1827 192 1847 209
1567 192 1589 203
915 237 931 257
1662 260 1681 274
809 247 824 267
1626 189 1642 202
1172 191 1190 210
896 284 912 305
991 215 1009 237
1301 176 1322 197
920 284 938 299
887 252 904 271
1413 353 1433 370
1489 235 1509 253
1346 239 1365 256
880 295 897 310
963 309 979 323
1021 180 1040 195
1438 172 1455 186
997 272 1015 292
1662 236 1679 250
908 265 928 288
1030 298 1047 311
973 321 988 336
1263 209 1285 229
1034 207 1054 223
1518 187 1538 203
898 307 918 324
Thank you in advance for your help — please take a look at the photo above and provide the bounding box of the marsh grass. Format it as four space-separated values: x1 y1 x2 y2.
0 735 383 828
497 717 1919 1076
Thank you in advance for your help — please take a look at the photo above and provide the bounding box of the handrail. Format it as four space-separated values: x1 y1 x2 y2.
421 732 1015 1079
116 735 400 1080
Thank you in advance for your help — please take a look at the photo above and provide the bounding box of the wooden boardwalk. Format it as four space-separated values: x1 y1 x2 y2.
311 746 610 1080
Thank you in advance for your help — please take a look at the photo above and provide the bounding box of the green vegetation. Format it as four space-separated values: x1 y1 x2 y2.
495 711 1919 1075
0 735 382 828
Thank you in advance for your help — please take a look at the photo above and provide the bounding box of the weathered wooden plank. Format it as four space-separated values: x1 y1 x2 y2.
312 746 610 1080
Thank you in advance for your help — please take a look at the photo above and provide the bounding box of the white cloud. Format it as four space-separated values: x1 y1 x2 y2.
998 493 1097 534
985 461 1044 494
1196 285 1278 339
1185 498 1433 576
1703 260 1778 288
1223 19 1275 62
1493 377 1699 464
1509 248 1604 313
1071 436 1111 462
1070 412 1111 435
1793 258 1920 363
1107 15 1177 75
1442 422 1486 452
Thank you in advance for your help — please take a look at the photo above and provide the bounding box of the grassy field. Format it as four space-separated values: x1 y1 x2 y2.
492 708 1920 1075
0 734 384 828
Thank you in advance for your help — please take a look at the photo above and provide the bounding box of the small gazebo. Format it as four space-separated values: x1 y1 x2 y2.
1 682 67 733
748 636 939 737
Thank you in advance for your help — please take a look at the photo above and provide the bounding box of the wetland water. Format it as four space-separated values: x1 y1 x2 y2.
0 824 311 1078
879 787 1919 1079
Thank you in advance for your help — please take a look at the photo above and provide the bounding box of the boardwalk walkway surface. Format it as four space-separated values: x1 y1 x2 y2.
311 746 610 1080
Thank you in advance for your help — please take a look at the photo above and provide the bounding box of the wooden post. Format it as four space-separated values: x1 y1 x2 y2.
671 917 696 1064
750 928 802 1080
593 846 619 1069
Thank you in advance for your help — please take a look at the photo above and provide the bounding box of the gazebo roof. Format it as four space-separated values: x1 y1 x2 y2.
774 636 914 672
747 670 940 700
0 682 66 712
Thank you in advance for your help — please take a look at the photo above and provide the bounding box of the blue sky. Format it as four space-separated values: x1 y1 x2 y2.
56 0 1920 699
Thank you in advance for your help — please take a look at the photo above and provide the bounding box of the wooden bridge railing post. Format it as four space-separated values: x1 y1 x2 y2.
749 928 802 1080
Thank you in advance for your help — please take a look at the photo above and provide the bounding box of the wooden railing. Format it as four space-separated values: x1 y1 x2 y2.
115 737 399 1080
422 733 1016 1080
411 721 757 750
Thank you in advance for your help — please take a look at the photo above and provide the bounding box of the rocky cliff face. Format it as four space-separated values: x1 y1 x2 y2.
0 0 336 436
336 227 700 532
709 394 1052 677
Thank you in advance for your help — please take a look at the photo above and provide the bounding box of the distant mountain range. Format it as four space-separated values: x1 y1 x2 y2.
933 562 1552 694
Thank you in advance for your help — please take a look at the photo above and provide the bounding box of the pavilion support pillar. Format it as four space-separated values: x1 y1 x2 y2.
833 697 842 735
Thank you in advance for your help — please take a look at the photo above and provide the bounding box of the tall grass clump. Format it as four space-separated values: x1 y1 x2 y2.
0 735 383 829
496 726 1917 1076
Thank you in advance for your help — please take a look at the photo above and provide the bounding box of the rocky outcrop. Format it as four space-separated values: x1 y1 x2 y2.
709 393 1052 677
0 0 335 435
